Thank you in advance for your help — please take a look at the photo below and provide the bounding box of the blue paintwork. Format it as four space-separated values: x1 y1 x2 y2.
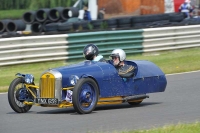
18 88 29 101
79 82 97 111
54 60 167 97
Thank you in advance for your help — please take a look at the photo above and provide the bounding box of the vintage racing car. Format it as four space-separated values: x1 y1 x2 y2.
8 60 167 114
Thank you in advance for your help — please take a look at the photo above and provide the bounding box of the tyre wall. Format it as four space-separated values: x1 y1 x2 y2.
22 7 79 33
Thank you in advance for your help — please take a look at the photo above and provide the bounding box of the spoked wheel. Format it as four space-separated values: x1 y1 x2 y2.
8 77 35 113
72 78 99 114
128 100 143 105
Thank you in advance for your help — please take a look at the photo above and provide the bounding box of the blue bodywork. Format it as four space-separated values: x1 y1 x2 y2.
54 60 167 98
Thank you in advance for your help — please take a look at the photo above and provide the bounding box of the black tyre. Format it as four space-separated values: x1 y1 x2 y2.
151 14 169 22
90 20 104 29
128 100 143 105
61 7 79 21
90 20 103 27
44 23 58 32
6 19 26 32
72 78 99 114
188 19 200 25
132 16 149 23
8 77 35 113
57 22 73 31
132 23 148 29
107 24 118 29
118 24 132 28
81 21 90 30
169 14 184 22
146 22 160 28
117 17 132 25
35 8 50 22
22 11 36 24
106 18 117 25
31 22 43 33
0 19 12 32
73 22 81 30
48 7 64 22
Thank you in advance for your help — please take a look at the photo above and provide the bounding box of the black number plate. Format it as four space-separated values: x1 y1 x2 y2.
35 98 58 104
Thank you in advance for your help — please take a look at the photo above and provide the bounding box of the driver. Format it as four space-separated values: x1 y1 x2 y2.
83 44 107 62
110 49 135 78
65 44 106 103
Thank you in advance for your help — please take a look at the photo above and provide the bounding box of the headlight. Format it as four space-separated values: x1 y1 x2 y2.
69 75 79 85
24 74 34 84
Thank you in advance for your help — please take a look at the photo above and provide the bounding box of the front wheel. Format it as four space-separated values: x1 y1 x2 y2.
8 77 34 113
72 78 99 114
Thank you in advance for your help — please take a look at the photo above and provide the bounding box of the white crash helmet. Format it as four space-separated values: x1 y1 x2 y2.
110 49 126 61
185 0 190 3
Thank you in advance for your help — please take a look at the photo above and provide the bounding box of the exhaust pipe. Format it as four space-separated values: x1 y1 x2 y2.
123 94 149 102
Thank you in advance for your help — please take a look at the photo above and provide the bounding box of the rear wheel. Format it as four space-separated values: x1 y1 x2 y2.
72 78 99 114
8 77 35 113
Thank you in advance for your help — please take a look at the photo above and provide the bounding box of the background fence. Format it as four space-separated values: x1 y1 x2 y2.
0 24 200 66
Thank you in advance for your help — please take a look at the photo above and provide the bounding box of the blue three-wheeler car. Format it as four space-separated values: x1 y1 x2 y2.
8 60 167 114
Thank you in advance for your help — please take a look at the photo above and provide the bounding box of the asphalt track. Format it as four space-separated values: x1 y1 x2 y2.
0 71 200 133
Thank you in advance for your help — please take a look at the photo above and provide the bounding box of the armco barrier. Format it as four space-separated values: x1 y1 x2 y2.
142 25 200 52
0 30 144 66
66 30 144 59
0 25 200 66
0 34 69 66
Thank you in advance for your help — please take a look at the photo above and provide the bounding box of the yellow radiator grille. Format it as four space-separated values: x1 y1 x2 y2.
40 73 55 98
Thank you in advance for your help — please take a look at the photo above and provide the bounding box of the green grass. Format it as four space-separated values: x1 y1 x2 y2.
127 48 200 74
0 9 29 19
111 122 200 133
89 122 200 133
1 47 200 92
0 61 69 92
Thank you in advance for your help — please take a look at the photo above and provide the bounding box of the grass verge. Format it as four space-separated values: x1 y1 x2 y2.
0 10 29 19
113 122 200 133
1 47 200 92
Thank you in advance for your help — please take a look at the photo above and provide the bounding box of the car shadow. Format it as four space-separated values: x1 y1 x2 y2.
95 102 162 111
7 102 162 115
36 108 76 114
7 108 76 115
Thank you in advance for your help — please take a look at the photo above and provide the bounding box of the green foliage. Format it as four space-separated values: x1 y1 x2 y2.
103 22 108 29
78 25 83 31
88 23 93 30
0 9 29 19
121 122 200 133
101 21 107 29
0 0 76 10
0 0 31 9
